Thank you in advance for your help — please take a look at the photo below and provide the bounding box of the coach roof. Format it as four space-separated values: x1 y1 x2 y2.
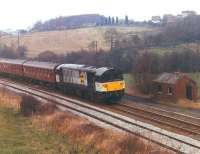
23 61 60 70
0 58 27 65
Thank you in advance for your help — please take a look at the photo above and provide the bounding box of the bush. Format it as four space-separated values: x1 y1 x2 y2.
20 95 41 116
0 45 27 59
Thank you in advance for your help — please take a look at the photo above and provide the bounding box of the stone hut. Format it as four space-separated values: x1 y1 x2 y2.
153 72 197 101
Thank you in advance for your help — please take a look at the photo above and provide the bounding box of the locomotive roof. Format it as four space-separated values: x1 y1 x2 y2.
23 61 60 70
0 58 27 65
57 64 113 76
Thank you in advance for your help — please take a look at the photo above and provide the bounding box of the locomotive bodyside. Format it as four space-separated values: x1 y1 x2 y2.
56 64 125 102
55 64 95 98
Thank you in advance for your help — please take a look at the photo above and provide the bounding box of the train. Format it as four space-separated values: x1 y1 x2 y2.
0 58 125 103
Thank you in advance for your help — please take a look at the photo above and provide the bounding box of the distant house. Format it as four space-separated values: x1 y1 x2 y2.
151 16 162 24
153 72 197 101
163 14 177 24
181 11 196 18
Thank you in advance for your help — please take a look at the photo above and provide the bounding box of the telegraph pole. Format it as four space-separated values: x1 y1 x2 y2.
110 36 116 51
95 41 98 52
17 31 20 49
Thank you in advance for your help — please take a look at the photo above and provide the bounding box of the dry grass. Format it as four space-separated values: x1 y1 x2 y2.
0 87 172 154
159 98 200 109
0 88 21 109
175 99 200 109
32 112 167 154
0 26 155 58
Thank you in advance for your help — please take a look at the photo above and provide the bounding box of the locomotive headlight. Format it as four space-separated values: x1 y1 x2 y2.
102 84 108 91
103 84 108 88
95 82 107 92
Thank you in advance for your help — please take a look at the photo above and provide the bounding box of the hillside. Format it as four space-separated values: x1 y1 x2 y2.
31 14 106 31
0 26 155 58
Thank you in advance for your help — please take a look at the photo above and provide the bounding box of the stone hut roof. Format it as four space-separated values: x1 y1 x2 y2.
153 72 194 84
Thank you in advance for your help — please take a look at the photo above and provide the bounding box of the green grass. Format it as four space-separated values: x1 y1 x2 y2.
124 74 134 85
147 41 200 55
123 74 135 92
148 47 174 54
0 106 96 154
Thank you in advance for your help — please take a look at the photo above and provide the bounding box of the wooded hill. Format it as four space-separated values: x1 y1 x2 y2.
31 14 106 31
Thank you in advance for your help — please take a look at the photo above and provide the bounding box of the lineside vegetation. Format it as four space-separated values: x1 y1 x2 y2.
0 87 170 154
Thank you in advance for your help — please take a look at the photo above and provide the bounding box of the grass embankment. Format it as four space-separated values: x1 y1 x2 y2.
0 107 74 154
0 89 94 154
0 87 170 154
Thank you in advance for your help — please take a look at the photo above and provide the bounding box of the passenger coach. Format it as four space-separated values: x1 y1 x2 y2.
0 58 26 76
23 61 59 83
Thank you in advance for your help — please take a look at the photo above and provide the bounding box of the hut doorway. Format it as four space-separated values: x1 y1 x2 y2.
186 85 193 100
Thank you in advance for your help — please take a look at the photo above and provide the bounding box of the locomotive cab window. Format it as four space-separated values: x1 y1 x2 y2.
96 70 123 82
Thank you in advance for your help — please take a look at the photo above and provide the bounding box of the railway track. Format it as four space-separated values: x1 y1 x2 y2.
125 94 200 118
0 80 200 153
122 101 200 122
110 103 200 139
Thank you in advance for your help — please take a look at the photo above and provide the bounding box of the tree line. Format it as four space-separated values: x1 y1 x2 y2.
145 15 200 47
31 14 130 32
0 45 26 58
34 46 200 73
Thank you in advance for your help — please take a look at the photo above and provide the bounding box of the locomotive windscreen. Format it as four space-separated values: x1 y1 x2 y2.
97 70 123 82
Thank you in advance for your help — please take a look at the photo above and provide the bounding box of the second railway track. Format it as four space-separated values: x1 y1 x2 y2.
109 103 200 139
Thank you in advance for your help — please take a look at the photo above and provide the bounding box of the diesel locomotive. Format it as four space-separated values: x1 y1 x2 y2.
0 58 125 102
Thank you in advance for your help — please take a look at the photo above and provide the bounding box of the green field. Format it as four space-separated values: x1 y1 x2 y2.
123 74 134 85
0 106 95 154
147 41 200 55
123 74 135 91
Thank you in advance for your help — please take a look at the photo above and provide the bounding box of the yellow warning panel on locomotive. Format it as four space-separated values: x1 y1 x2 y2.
95 81 125 92
104 81 125 92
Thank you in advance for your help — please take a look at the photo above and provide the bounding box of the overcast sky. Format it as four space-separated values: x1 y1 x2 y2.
0 0 199 30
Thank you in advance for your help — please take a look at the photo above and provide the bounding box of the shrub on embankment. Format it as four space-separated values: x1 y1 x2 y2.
0 87 172 154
